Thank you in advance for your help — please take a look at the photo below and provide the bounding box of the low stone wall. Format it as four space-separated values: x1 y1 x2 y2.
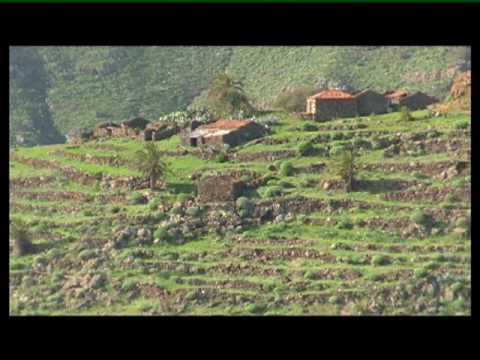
230 150 296 162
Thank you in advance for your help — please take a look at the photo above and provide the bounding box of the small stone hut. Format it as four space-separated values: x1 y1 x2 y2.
67 128 94 144
93 121 120 138
398 92 437 110
385 90 437 110
181 119 265 149
120 117 150 139
144 122 179 141
197 174 245 203
306 90 358 121
353 89 388 116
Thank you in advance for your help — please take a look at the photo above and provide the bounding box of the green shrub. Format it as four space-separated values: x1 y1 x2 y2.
279 161 295 177
111 205 121 214
411 210 432 227
399 106 413 121
267 164 276 172
130 192 145 205
215 152 228 163
239 209 250 219
331 132 344 140
304 271 315 280
302 122 319 132
414 268 429 278
148 198 161 211
153 228 170 243
296 214 307 224
452 179 466 188
454 120 470 130
371 255 391 266
186 206 202 217
366 273 384 282
245 303 265 314
455 217 470 236
10 219 33 257
266 179 278 186
151 212 167 222
297 142 316 156
121 279 138 292
336 219 354 230
329 145 345 157
328 295 339 305
424 261 440 270
240 175 252 184
79 249 96 261
83 210 94 217
264 186 283 198
236 197 252 210
278 180 295 189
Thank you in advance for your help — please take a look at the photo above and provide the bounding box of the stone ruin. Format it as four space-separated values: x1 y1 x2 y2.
196 174 246 203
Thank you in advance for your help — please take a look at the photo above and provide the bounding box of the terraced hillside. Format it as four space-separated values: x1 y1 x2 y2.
9 109 471 315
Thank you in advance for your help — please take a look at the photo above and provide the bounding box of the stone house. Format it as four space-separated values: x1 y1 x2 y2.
144 122 180 141
93 122 120 138
306 90 358 121
197 174 246 203
385 90 437 110
180 119 266 149
68 128 94 144
398 92 437 110
353 89 388 115
119 117 150 139
384 90 410 105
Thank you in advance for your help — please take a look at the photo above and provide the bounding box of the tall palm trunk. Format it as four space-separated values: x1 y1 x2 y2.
150 175 155 190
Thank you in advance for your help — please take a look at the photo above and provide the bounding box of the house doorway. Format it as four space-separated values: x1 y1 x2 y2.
190 138 198 147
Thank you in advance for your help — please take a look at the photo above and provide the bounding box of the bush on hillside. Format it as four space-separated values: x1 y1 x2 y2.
279 161 295 177
10 218 33 256
399 106 413 121
264 186 283 198
297 142 316 157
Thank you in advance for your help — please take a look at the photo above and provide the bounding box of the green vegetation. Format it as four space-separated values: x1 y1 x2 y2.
133 142 168 190
205 73 255 118
10 218 33 256
273 85 316 112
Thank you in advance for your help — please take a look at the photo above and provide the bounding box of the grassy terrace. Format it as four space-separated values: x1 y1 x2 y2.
9 109 471 315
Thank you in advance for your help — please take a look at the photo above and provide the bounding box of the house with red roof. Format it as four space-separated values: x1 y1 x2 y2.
306 90 358 121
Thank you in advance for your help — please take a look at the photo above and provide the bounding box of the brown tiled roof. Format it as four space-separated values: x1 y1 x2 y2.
201 119 253 130
385 90 409 99
308 90 354 100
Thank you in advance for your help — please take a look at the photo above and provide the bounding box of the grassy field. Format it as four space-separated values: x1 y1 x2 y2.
9 109 471 316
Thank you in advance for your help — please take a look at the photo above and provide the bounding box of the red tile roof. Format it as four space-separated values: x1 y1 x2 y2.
385 90 409 99
309 90 354 100
202 119 253 130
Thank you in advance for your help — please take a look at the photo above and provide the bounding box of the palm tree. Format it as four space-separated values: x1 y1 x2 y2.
10 218 33 256
336 146 357 193
133 142 168 190
206 73 255 117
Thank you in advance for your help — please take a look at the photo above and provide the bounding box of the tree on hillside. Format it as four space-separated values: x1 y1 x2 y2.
206 73 255 117
334 146 357 193
273 85 317 113
10 218 33 256
133 142 168 190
